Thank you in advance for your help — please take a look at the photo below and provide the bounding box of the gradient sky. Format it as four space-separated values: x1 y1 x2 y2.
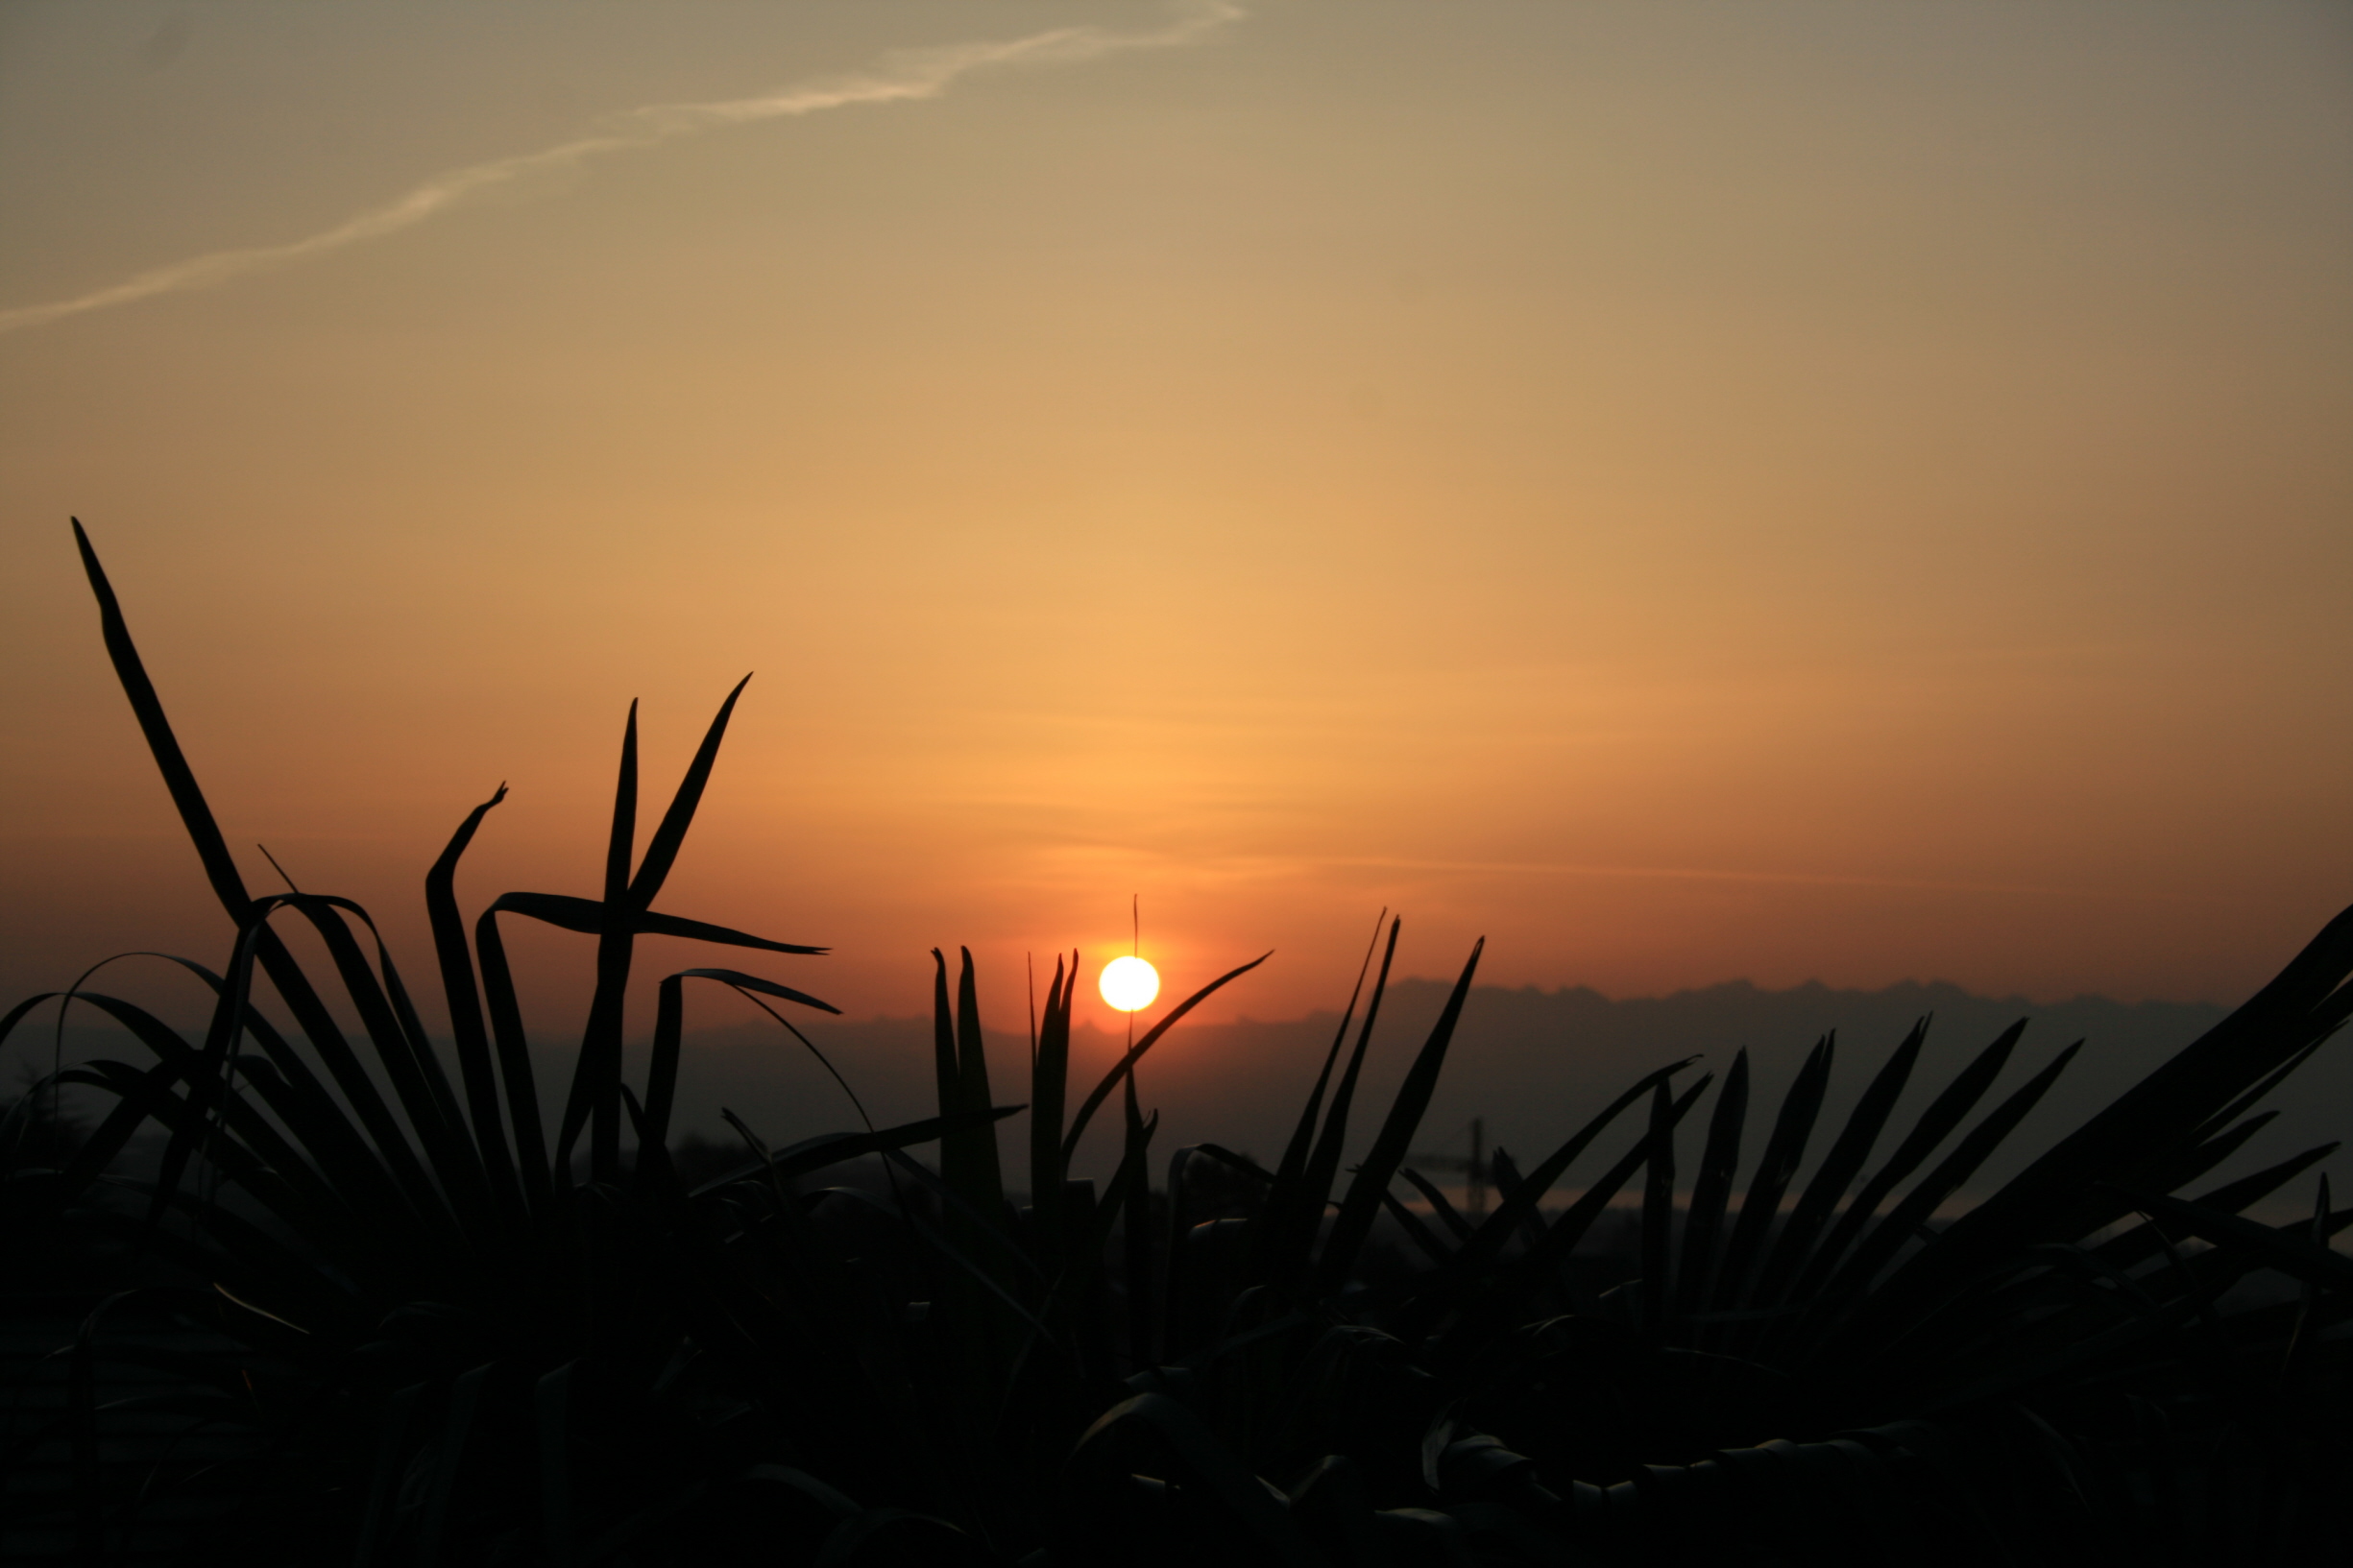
3 1 2349 1043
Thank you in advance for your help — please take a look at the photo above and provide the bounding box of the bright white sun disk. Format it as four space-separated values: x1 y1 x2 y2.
1100 955 1160 1013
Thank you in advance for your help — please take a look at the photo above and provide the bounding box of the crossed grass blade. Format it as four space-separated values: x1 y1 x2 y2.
1239 914 1384 1292
1873 904 2353 1326
1801 1039 2086 1369
1404 1055 1695 1323
1315 937 1483 1297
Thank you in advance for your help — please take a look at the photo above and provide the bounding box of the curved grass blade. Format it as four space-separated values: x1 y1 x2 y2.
145 912 274 1238
72 521 249 928
1061 951 1273 1164
1398 1167 1473 1242
72 521 391 1179
271 890 486 1232
1416 1057 1697 1312
641 968 843 1154
425 785 523 1219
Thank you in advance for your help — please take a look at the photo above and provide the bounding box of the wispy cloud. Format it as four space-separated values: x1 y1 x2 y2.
0 2 1244 336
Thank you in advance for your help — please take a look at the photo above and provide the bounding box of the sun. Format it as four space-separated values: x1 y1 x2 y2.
1099 955 1160 1013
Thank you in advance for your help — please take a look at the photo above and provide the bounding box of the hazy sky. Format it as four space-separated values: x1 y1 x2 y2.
4 1 2348 1040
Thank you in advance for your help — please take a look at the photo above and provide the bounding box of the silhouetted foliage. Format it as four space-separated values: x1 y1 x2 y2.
4 524 2347 1565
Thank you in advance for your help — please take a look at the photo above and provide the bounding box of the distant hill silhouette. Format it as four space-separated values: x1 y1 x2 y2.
643 977 2345 1219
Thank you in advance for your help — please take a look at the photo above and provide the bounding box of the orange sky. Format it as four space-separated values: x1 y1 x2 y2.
3 1 2349 1040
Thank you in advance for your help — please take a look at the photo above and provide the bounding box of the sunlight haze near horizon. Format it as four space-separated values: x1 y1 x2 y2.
2 1 2348 1043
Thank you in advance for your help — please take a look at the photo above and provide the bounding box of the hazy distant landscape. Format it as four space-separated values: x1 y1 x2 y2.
644 976 2353 1205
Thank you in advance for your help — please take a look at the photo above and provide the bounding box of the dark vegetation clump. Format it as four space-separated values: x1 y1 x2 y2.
4 523 2348 1565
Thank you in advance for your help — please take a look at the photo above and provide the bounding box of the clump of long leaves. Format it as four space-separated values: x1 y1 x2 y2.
9 523 2351 1566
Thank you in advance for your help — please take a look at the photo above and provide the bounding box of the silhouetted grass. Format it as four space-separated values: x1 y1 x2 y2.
4 522 2347 1565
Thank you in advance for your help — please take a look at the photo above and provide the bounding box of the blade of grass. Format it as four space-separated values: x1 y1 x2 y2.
1754 1018 1928 1311
1028 953 1075 1274
73 520 400 1204
1286 918 1402 1290
1710 1033 1833 1314
625 675 750 910
1315 937 1484 1296
1639 1077 1676 1330
425 786 522 1220
1674 1049 1749 1321
492 892 825 954
570 700 638 1183
953 948 1006 1219
1123 1071 1156 1369
1245 912 1384 1287
473 906 550 1208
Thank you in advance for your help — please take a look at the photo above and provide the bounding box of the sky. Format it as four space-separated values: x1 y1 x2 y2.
3 1 2349 1049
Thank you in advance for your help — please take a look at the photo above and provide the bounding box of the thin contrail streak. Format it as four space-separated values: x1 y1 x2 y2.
0 2 1243 337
